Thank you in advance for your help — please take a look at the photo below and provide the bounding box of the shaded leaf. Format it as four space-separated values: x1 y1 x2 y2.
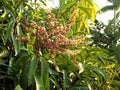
4 21 14 43
20 61 30 89
40 58 50 90
112 80 120 86
34 73 45 90
11 35 20 56
28 56 38 86
63 69 68 90
14 84 23 90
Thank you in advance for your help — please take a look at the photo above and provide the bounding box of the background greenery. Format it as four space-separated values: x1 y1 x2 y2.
0 0 120 90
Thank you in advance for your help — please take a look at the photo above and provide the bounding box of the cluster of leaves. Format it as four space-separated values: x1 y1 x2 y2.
90 1 120 89
90 21 120 90
0 0 120 90
59 0 97 33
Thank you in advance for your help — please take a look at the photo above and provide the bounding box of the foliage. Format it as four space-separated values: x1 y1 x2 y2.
100 0 120 12
0 0 119 90
90 0 120 88
90 19 120 90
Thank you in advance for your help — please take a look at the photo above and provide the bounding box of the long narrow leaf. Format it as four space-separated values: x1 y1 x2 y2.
11 35 20 56
4 21 14 43
28 56 38 86
0 45 9 58
34 73 45 90
20 61 30 89
3 0 17 18
40 58 50 90
63 70 68 90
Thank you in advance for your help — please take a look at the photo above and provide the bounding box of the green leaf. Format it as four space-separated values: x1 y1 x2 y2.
16 24 23 36
11 0 15 6
98 56 105 64
34 73 45 90
89 66 109 81
63 70 68 90
15 53 29 69
68 86 88 90
27 43 34 54
0 75 12 79
7 57 16 75
3 0 17 18
14 85 23 90
39 0 47 6
48 63 59 75
85 0 94 6
49 75 60 89
4 21 14 43
28 56 38 86
40 58 50 90
60 2 75 14
110 86 118 90
0 45 9 59
79 6 91 18
11 35 20 56
0 17 8 22
27 33 34 54
20 61 30 89
24 3 35 11
112 80 120 86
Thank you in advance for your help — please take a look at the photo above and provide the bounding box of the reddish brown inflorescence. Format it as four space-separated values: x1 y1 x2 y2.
18 10 87 58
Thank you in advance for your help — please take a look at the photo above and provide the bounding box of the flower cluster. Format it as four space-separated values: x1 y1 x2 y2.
17 9 89 70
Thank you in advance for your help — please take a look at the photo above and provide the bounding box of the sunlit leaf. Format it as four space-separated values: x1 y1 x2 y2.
3 0 17 18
